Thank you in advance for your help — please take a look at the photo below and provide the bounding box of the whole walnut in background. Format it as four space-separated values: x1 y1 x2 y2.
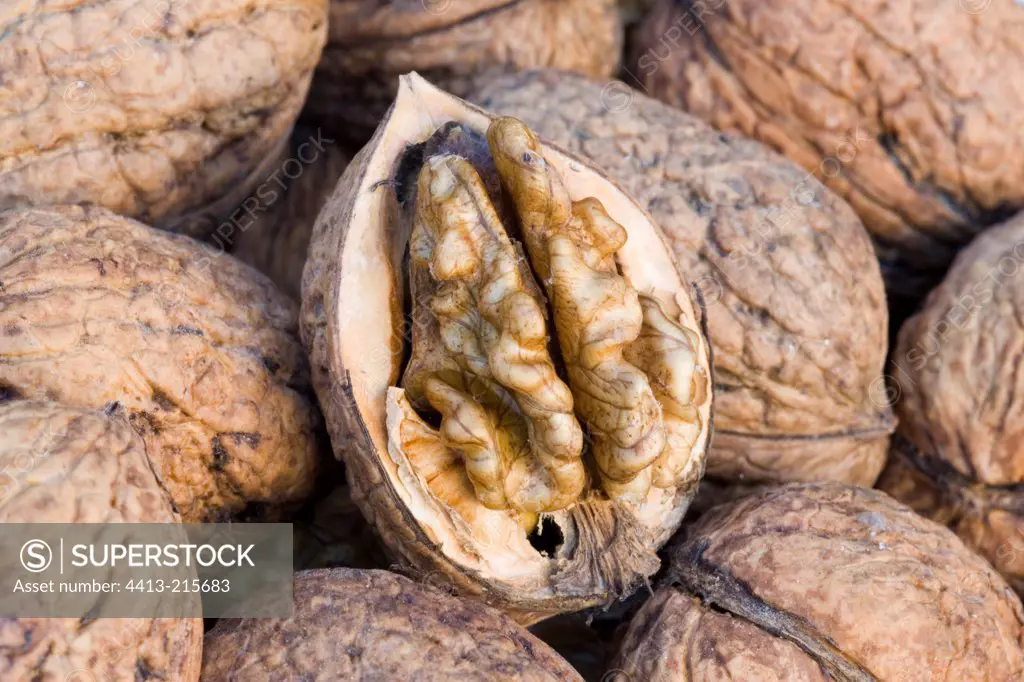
0 0 327 239
0 206 320 521
0 401 202 682
611 483 1024 681
631 0 1024 296
305 0 622 144
880 212 1024 597
202 568 583 681
473 70 894 501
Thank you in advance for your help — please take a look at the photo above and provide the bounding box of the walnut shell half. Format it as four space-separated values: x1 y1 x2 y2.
471 70 893 498
301 73 713 621
630 0 1024 296
305 0 622 144
0 0 327 238
0 400 202 682
610 483 1024 681
0 205 320 521
879 212 1024 596
201 568 582 681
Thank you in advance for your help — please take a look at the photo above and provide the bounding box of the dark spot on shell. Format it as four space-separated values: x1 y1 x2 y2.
212 437 228 471
172 325 204 336
3 323 22 336
128 411 158 436
508 630 535 656
227 432 261 449
262 355 281 373
684 190 712 217
89 258 107 276
136 658 157 680
0 383 23 403
103 401 121 416
151 389 175 412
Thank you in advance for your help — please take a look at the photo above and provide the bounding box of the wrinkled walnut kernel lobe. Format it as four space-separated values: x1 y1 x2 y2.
398 118 707 512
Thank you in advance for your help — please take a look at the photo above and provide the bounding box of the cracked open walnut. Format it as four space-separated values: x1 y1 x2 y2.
301 74 713 620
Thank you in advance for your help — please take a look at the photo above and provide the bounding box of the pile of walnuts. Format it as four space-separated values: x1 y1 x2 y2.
4 1 1024 680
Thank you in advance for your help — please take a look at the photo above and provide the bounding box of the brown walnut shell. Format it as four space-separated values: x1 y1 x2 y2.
0 0 327 239
630 0 1024 295
609 482 1024 681
201 568 583 681
305 0 622 144
880 212 1024 596
0 400 202 682
230 126 348 300
0 205 320 521
472 70 893 496
300 73 713 621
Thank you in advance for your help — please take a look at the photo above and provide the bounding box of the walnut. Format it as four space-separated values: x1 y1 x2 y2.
471 70 893 500
230 126 349 300
301 74 713 620
879 212 1024 597
629 0 1024 296
304 0 622 144
0 205 320 521
0 0 326 239
0 400 202 682
201 568 583 681
610 483 1024 681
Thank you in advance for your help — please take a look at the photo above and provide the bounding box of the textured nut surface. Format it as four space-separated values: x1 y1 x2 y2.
473 70 892 493
611 483 1024 681
400 120 706 512
301 74 712 619
0 205 319 520
201 568 583 681
231 126 348 300
880 212 1024 595
0 400 202 682
630 0 1024 294
306 0 622 142
0 0 327 237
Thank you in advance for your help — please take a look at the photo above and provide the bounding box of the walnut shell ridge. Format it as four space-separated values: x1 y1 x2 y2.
202 568 583 681
630 0 1024 295
472 70 893 495
0 205 320 521
0 0 327 238
610 483 1024 681
880 212 1024 596
305 0 622 143
0 400 202 682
